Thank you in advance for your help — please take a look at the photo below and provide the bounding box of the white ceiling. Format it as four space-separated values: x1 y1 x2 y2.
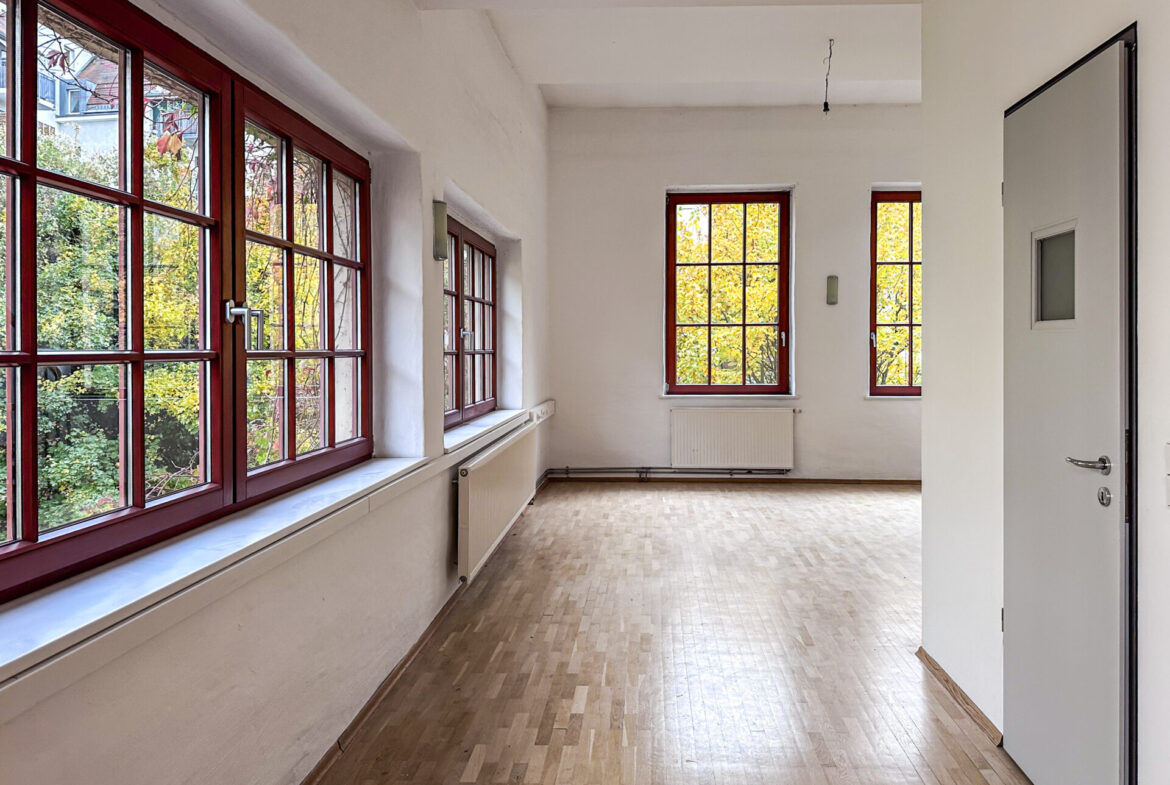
475 3 920 109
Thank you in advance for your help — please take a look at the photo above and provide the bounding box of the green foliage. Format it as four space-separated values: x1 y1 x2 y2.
34 130 204 530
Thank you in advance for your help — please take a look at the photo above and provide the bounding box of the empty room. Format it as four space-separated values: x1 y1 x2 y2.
0 0 1167 783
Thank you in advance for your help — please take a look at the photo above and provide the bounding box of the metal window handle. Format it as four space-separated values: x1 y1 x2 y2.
870 331 877 347
1066 455 1111 476
249 309 266 350
224 300 267 350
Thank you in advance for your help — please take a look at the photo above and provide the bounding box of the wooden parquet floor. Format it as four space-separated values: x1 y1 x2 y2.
316 481 1030 785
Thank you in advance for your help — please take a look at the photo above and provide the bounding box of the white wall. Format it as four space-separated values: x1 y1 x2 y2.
0 0 550 783
921 1 1170 779
547 105 922 480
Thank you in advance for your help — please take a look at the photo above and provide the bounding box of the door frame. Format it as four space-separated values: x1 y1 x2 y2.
1004 24 1138 785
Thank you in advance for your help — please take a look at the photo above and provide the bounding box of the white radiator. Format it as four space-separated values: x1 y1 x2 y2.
670 408 795 469
457 423 539 584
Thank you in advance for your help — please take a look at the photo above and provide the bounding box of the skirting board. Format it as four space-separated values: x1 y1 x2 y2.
544 475 921 486
916 646 1004 747
300 582 467 785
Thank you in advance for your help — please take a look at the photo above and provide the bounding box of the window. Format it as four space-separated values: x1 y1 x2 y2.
444 217 497 429
666 192 790 394
0 0 371 602
870 191 922 395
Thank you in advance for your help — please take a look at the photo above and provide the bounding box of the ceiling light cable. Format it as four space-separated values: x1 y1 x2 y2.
823 38 835 116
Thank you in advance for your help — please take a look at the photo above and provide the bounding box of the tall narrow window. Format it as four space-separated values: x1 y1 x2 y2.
666 192 790 394
870 191 923 395
444 217 497 429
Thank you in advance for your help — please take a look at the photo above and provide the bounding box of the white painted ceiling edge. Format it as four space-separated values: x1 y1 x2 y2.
482 4 922 108
423 0 914 10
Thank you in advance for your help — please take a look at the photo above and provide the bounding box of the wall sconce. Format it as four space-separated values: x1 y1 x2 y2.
432 200 448 262
826 275 839 305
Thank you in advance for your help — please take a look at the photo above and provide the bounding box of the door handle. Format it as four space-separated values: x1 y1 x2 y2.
1065 455 1111 476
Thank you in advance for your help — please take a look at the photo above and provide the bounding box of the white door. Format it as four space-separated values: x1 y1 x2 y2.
1003 41 1130 785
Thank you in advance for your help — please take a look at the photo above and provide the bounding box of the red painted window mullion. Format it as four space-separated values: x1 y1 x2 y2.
17 0 39 543
129 45 146 511
324 164 336 447
283 137 296 462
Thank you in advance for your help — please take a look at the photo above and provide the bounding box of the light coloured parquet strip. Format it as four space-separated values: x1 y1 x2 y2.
315 481 1031 785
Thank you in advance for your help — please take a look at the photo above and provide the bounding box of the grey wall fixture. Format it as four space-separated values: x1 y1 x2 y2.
433 201 449 262
826 275 839 305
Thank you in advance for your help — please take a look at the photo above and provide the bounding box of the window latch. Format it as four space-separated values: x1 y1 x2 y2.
870 331 877 347
225 300 266 350
780 331 787 348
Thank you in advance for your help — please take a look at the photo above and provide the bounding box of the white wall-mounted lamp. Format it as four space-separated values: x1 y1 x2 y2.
433 200 449 262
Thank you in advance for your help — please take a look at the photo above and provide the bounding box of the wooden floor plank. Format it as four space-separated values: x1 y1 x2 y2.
314 482 1030 785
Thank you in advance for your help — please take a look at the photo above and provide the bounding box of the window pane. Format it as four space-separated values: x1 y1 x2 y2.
444 235 455 289
711 326 742 384
746 326 779 385
877 202 910 262
675 266 707 324
145 362 205 501
0 368 9 543
676 327 707 385
746 203 778 262
711 203 744 263
484 257 493 302
37 364 127 531
462 242 471 293
294 254 323 350
462 353 472 406
0 176 8 350
293 147 324 249
1038 230 1075 321
37 187 126 351
246 242 284 350
462 297 472 353
37 6 123 188
912 202 923 262
332 169 357 259
443 294 456 352
336 357 358 442
443 354 454 413
911 263 922 324
875 264 910 324
485 358 493 401
143 64 203 213
710 265 743 324
675 204 708 263
473 249 483 298
295 358 324 455
0 3 9 157
875 326 911 387
484 306 493 350
145 213 202 350
329 263 358 351
474 355 483 402
912 326 923 387
746 265 778 323
247 359 284 469
244 122 282 238
474 302 484 350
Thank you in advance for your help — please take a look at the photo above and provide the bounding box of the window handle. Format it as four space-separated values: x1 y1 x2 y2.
870 331 877 347
781 330 787 348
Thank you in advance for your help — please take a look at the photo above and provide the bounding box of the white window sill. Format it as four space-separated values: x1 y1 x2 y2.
443 409 527 453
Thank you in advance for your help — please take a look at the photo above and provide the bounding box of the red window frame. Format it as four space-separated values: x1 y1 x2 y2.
443 217 497 429
869 190 922 397
0 0 372 603
665 191 791 395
